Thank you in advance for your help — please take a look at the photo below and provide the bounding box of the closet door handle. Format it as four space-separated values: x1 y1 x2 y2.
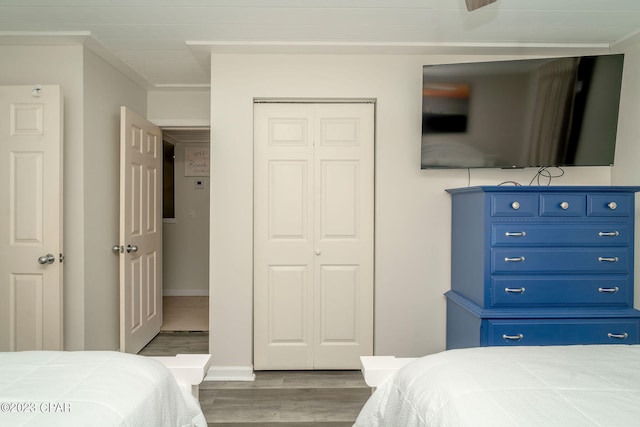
505 287 526 294
504 256 525 262
598 287 619 293
598 231 619 237
598 257 619 263
505 232 526 237
502 334 524 341
607 332 628 340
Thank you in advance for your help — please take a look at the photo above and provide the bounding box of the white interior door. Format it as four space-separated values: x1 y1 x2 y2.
0 85 64 351
254 104 315 369
119 106 163 354
311 104 374 368
254 103 374 370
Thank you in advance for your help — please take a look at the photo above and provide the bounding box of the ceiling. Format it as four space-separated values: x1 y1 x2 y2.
162 127 210 144
1 0 639 90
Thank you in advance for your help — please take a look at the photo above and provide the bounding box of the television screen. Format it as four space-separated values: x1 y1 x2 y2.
421 54 624 169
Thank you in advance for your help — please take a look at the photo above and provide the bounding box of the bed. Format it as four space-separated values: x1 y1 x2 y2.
0 351 207 426
354 345 640 427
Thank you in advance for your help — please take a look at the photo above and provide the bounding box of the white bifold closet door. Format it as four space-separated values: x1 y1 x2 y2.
253 102 374 370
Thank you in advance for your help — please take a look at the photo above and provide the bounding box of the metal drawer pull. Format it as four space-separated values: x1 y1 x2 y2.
511 201 520 210
505 231 526 237
505 287 526 294
560 201 570 210
598 257 619 262
608 201 618 210
503 334 524 341
608 333 628 340
598 287 620 293
504 256 525 262
598 231 620 237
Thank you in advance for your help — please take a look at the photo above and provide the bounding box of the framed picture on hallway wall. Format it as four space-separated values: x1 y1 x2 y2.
184 146 209 176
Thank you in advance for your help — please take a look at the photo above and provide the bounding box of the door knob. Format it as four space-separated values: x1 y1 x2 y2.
38 254 56 265
127 244 138 253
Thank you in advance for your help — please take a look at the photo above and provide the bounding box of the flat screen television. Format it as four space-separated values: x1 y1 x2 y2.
421 54 624 169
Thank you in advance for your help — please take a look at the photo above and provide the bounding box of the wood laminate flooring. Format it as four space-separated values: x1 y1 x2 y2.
138 333 371 426
201 370 370 426
137 331 208 356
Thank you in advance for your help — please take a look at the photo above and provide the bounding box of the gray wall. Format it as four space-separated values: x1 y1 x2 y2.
0 44 147 350
147 91 211 297
163 142 210 296
208 50 640 371
83 48 147 349
4 42 640 362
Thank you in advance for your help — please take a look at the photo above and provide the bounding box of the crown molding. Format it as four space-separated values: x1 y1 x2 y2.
187 40 612 56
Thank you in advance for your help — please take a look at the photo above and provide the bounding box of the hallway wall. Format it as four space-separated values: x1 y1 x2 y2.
163 142 210 296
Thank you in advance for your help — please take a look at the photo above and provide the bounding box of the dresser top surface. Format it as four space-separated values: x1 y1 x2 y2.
446 185 640 195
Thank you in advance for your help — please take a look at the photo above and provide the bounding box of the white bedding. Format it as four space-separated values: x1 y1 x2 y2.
0 351 207 427
355 345 640 427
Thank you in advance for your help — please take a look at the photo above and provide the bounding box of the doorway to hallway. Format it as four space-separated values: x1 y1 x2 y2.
161 128 210 334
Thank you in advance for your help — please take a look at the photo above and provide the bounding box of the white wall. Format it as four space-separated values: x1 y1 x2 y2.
612 44 640 185
209 52 623 368
4 44 636 361
0 45 87 350
610 43 640 309
148 90 210 123
163 143 210 296
145 90 211 296
0 44 147 350
83 47 147 349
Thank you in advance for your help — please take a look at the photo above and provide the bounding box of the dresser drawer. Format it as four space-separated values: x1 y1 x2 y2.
539 194 584 217
491 276 632 307
588 193 633 217
492 224 631 246
446 186 640 350
490 194 536 217
485 318 640 346
491 248 631 274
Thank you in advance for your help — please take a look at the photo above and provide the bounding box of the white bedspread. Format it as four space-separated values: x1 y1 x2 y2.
0 351 207 427
355 345 640 427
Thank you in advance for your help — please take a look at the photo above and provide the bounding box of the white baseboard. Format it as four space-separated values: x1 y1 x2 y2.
163 289 209 297
204 365 255 382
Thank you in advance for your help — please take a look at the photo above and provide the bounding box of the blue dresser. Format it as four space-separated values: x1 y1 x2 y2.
445 186 640 349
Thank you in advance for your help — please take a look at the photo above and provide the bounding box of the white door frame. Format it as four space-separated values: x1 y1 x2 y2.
148 118 211 350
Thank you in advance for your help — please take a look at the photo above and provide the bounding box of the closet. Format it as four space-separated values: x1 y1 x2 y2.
253 102 374 370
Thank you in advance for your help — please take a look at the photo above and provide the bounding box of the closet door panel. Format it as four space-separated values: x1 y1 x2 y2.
254 105 314 369
255 103 373 370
